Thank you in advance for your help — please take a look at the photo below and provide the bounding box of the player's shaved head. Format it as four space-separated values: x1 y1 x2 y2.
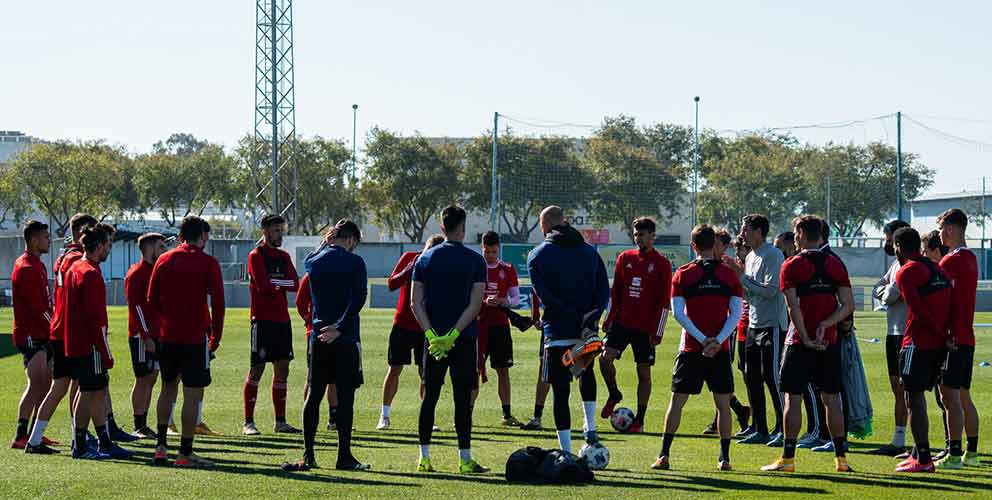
539 206 565 235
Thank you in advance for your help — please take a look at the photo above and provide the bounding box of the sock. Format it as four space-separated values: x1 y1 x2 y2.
74 429 87 452
95 424 113 449
833 437 846 458
661 433 674 456
719 438 731 462
459 448 472 462
16 418 29 439
107 412 118 432
730 396 746 415
179 437 193 456
157 424 168 447
502 404 512 419
557 429 572 453
892 426 906 447
918 442 932 464
949 439 963 457
582 402 596 432
911 445 918 459
420 444 430 460
329 406 338 424
28 420 48 447
533 404 544 420
273 380 288 422
134 413 147 430
381 405 391 418
635 405 647 423
967 436 979 453
243 379 259 423
607 384 621 401
783 439 797 459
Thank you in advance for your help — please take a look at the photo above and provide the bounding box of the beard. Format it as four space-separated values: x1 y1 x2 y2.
884 243 895 256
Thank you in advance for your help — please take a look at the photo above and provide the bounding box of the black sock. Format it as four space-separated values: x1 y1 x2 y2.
729 396 746 416
833 437 846 458
15 418 29 439
533 404 544 419
661 433 674 456
107 413 118 431
783 439 797 459
918 442 932 464
179 437 194 456
635 405 647 423
967 436 979 453
719 438 731 462
75 429 87 452
157 424 168 447
911 445 918 459
329 406 338 424
949 440 963 457
608 385 622 402
502 404 512 419
95 424 113 449
134 413 147 430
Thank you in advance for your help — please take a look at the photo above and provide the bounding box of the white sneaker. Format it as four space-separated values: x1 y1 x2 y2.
376 416 390 430
432 424 441 432
242 422 261 436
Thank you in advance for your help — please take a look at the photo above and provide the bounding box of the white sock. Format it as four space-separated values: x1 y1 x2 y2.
892 426 907 447
420 444 430 459
28 420 48 446
582 401 596 432
557 429 572 453
197 400 203 424
459 448 472 462
382 405 391 418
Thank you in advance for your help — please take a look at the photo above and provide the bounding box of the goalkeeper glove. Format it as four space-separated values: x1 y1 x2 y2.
424 328 445 359
429 328 461 359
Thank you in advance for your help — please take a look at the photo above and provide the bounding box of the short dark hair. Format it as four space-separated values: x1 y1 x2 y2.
178 216 211 243
793 215 825 243
481 230 500 246
441 205 467 233
424 234 445 251
70 213 98 237
715 228 732 247
260 214 286 229
81 223 116 252
632 217 656 233
23 220 48 244
883 219 911 236
937 208 968 230
893 227 920 254
328 219 362 242
922 229 948 257
690 224 716 252
137 232 166 251
776 231 795 244
820 220 831 239
742 214 769 238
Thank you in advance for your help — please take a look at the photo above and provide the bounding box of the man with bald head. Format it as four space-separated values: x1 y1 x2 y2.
527 206 610 453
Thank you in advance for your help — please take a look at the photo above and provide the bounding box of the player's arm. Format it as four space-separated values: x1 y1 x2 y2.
671 296 709 345
270 255 299 291
527 258 577 319
895 267 940 336
591 253 611 321
125 274 151 340
206 258 226 350
248 250 279 294
741 253 782 299
146 257 164 311
454 282 486 334
387 253 416 291
603 255 624 330
84 272 113 365
411 281 432 332
653 263 673 344
782 287 815 347
295 273 312 324
715 296 744 345
531 290 542 324
14 265 51 325
346 259 368 319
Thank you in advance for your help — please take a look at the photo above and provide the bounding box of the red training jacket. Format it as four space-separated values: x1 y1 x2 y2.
50 243 84 341
296 273 313 338
11 251 52 346
387 251 421 332
125 260 159 339
63 257 111 366
604 248 672 335
148 243 225 348
247 244 298 323
895 255 952 350
479 261 519 328
940 247 978 347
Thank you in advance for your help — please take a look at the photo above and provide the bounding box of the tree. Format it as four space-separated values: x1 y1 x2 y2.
463 132 590 242
0 163 32 230
801 142 934 244
698 135 808 234
286 136 358 235
11 141 128 236
361 128 461 243
584 116 688 240
135 137 235 227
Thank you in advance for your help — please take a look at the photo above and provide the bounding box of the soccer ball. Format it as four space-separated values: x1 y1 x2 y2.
579 442 610 470
610 407 635 433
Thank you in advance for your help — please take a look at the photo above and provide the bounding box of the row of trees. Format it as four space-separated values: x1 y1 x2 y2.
0 116 936 243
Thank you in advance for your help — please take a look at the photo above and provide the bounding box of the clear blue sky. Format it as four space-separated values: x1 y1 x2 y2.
3 0 990 195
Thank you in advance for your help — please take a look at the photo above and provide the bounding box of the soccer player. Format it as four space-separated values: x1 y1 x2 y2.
934 209 981 469
527 206 610 453
24 213 97 454
774 231 796 258
922 230 948 263
12 221 54 451
287 219 369 471
727 214 785 445
892 226 952 473
869 219 912 457
762 215 854 473
476 230 523 426
412 206 488 474
377 234 445 430
653 225 743 472
148 216 225 468
521 290 552 430
599 217 671 433
64 223 131 460
296 272 337 430
243 214 301 436
125 233 167 439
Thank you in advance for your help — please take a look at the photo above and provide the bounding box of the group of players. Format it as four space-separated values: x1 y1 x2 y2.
7 203 981 475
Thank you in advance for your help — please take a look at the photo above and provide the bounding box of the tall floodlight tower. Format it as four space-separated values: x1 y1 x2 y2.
254 0 297 218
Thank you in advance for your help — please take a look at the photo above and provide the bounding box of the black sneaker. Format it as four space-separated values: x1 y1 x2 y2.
25 443 60 454
282 455 318 472
134 427 159 440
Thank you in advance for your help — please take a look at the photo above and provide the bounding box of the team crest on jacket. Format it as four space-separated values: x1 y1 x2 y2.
647 263 655 273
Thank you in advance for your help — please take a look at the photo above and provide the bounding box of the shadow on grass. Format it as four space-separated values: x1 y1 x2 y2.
0 333 18 359
371 470 717 492
614 471 829 494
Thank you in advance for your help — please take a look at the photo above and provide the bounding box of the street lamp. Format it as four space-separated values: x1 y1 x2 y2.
692 96 700 231
351 104 358 180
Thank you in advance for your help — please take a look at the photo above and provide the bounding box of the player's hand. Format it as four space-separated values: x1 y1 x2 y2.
104 355 115 370
143 336 157 354
815 322 829 342
534 319 543 330
702 342 721 358
724 257 744 275
208 336 220 352
318 326 341 344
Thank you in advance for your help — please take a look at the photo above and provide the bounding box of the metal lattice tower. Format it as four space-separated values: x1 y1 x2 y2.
254 0 296 219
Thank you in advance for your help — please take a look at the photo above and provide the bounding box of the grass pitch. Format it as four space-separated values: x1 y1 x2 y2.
1 308 991 499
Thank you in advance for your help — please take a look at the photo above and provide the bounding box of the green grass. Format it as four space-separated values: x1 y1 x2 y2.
1 308 991 499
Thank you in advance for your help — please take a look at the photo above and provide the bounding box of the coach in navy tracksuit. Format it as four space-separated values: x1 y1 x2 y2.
293 220 369 472
527 206 610 453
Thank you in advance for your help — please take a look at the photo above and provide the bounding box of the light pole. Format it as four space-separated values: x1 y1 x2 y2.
351 104 358 182
692 96 700 231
